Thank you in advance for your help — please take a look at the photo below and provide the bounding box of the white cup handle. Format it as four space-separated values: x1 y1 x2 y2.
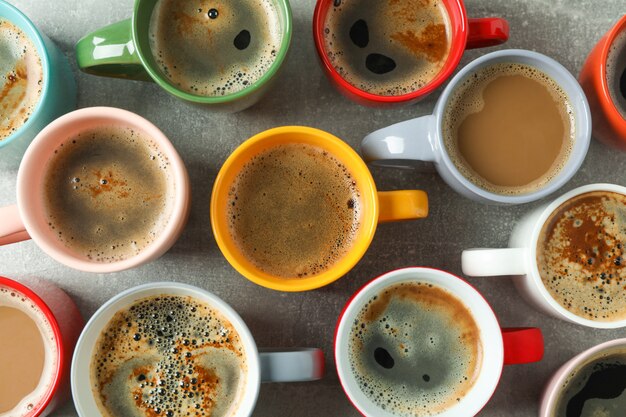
462 248 528 276
259 348 325 383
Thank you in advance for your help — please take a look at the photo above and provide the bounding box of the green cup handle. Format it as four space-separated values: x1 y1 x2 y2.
75 19 152 81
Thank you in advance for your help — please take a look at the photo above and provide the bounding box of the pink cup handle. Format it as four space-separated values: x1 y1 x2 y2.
0 205 30 245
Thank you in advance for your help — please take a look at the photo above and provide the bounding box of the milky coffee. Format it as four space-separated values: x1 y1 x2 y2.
227 143 361 279
43 126 175 263
91 295 247 417
0 286 58 417
538 191 626 322
606 30 626 119
348 281 482 416
323 0 452 96
0 18 43 141
443 63 575 195
148 0 282 97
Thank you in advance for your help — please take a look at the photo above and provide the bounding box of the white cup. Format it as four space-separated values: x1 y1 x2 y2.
334 267 544 417
462 183 626 329
360 49 591 205
71 282 324 416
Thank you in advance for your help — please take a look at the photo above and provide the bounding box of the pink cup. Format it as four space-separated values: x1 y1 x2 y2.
0 107 190 273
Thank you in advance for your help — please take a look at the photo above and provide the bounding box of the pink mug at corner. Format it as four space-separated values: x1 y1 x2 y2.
0 107 191 273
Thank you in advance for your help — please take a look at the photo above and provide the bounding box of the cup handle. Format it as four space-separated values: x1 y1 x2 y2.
0 205 30 246
501 327 544 365
75 19 151 81
259 348 325 383
466 18 510 49
462 248 528 276
377 191 428 223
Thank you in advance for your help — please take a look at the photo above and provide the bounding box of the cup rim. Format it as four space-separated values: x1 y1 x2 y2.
131 0 292 104
334 267 504 417
595 14 626 127
16 106 190 273
0 0 52 149
210 125 379 292
432 49 592 204
0 276 64 417
70 281 261 417
312 0 469 104
524 183 626 328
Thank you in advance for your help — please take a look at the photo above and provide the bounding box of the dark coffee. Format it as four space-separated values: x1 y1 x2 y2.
553 347 626 417
537 191 626 322
606 30 626 119
227 143 361 279
91 295 248 417
149 0 283 96
323 0 451 96
0 18 43 140
43 126 175 263
348 281 482 416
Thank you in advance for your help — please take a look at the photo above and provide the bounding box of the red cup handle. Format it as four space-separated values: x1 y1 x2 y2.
502 327 544 365
467 17 510 49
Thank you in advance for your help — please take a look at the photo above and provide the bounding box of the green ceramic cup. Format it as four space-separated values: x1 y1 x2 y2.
75 0 292 112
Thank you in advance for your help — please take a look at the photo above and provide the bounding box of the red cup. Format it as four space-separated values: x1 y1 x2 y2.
0 276 84 416
313 0 509 107
579 15 626 150
334 267 543 417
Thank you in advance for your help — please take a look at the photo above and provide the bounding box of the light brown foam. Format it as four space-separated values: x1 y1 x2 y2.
606 30 626 119
43 125 175 263
227 143 362 279
0 18 43 141
323 0 451 96
443 63 574 195
538 191 626 322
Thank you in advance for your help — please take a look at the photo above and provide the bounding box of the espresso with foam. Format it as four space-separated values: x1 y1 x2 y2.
43 126 175 263
348 281 482 416
323 0 451 96
552 346 626 417
0 286 58 417
227 143 361 279
538 191 626 322
443 63 574 195
149 0 282 96
0 18 43 141
606 30 626 119
91 295 247 417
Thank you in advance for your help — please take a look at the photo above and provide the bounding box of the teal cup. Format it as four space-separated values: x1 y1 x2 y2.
0 0 76 165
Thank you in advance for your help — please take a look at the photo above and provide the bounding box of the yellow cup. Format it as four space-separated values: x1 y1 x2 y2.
211 126 428 291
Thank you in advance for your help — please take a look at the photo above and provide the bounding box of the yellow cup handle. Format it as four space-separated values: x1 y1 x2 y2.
377 190 428 223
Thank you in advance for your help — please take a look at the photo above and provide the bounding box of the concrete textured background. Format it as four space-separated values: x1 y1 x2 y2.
0 0 624 416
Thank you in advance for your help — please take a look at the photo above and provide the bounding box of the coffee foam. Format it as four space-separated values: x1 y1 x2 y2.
606 29 626 119
538 191 626 322
149 0 282 97
348 282 482 416
91 295 248 417
227 143 362 279
0 18 43 141
442 62 575 195
0 286 58 417
323 0 451 96
43 125 175 263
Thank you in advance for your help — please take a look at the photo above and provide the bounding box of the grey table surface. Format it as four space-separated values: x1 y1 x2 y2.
0 0 623 416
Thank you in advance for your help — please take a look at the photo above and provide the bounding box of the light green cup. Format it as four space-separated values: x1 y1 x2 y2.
75 0 292 112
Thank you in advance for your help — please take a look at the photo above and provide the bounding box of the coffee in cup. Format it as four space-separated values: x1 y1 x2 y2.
0 17 43 141
91 294 247 417
606 30 626 119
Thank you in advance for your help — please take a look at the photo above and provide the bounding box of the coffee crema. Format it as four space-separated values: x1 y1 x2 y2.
323 0 451 96
606 30 626 119
0 18 43 141
227 142 361 279
149 0 282 97
43 125 175 263
443 63 574 195
0 286 58 417
91 295 248 417
538 191 626 322
552 347 626 417
348 281 482 416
